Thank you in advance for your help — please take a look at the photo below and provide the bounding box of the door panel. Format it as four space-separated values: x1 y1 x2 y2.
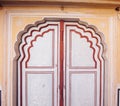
64 21 104 106
17 21 60 106
70 72 95 106
27 72 53 106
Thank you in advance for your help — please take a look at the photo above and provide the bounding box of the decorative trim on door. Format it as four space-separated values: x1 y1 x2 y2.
69 29 97 69
26 29 55 68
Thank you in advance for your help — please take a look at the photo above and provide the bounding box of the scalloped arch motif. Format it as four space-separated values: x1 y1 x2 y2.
15 18 105 106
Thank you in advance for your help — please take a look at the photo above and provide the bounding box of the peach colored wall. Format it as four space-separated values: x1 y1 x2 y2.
0 6 120 106
0 8 4 89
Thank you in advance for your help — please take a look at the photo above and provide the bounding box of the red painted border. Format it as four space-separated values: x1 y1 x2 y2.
69 71 97 106
25 71 54 106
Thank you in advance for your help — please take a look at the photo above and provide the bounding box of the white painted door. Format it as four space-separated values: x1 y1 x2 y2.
16 19 105 106
64 21 104 106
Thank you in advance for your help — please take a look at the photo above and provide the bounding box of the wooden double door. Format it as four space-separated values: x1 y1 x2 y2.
16 19 105 106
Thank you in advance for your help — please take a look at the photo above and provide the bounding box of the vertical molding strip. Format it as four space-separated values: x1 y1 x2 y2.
3 9 8 106
109 15 117 106
60 20 64 106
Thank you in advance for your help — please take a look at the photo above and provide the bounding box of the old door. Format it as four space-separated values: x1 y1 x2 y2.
16 19 105 106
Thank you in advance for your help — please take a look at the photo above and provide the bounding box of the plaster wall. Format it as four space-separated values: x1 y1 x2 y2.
0 6 119 106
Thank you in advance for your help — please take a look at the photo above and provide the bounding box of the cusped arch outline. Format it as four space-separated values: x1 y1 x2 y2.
66 21 105 69
15 19 59 69
14 18 105 69
14 18 106 106
77 20 105 64
26 29 55 68
69 29 97 68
